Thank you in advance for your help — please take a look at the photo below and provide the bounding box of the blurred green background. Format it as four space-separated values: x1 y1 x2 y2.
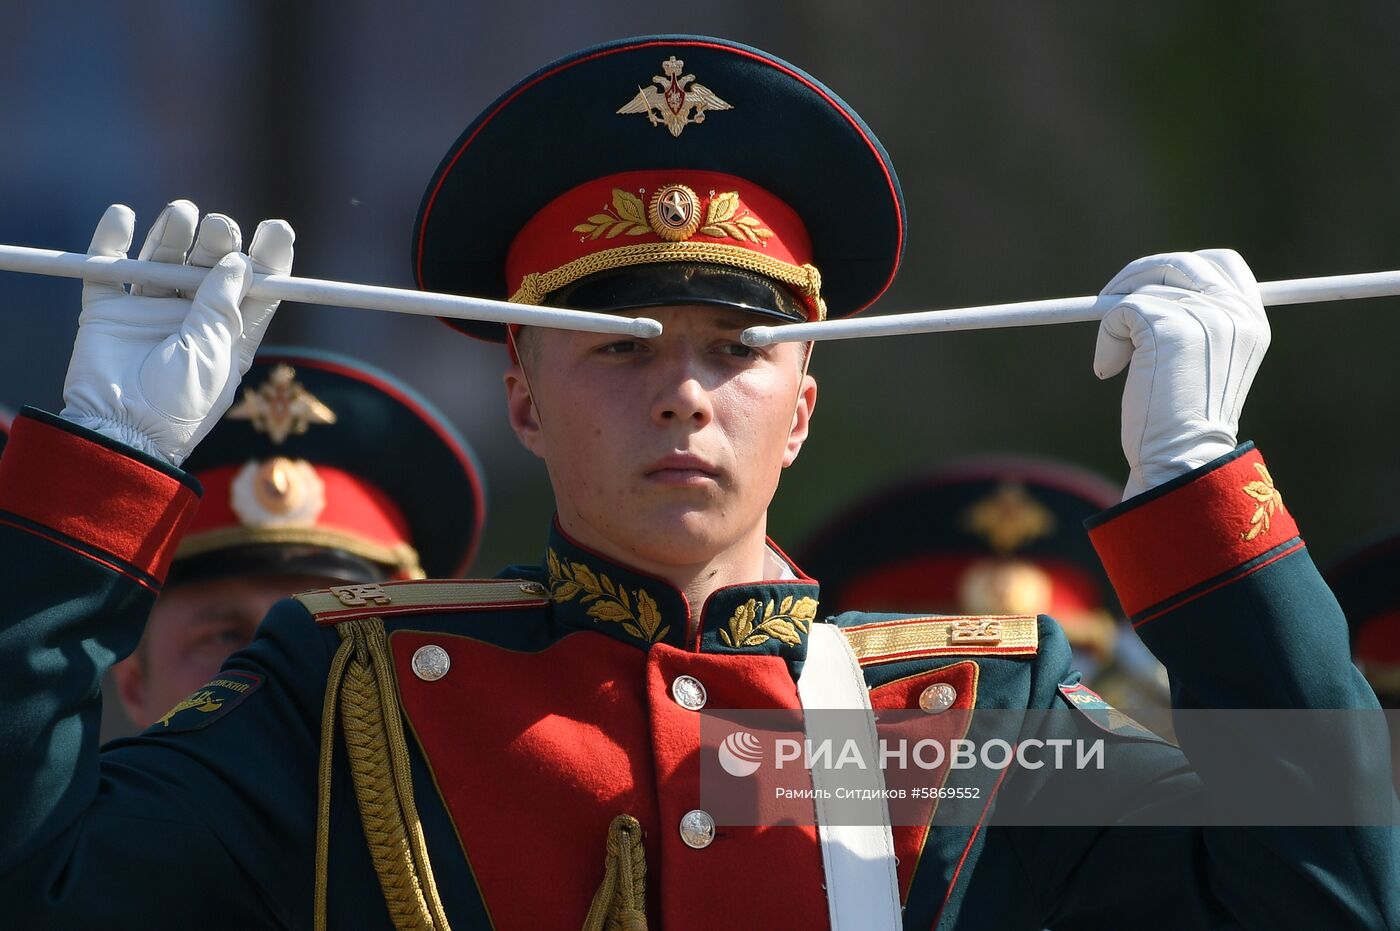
3 0 1397 578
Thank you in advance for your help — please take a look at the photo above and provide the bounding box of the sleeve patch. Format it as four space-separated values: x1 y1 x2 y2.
150 670 263 733
1057 682 1171 744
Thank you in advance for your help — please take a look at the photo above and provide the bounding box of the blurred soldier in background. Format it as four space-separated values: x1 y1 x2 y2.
1326 532 1400 793
110 347 484 728
795 458 1170 718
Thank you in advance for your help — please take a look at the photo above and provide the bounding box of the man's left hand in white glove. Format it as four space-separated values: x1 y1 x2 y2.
1094 249 1270 500
60 200 294 467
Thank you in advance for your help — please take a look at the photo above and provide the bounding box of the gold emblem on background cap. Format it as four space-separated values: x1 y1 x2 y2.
958 558 1053 615
230 457 327 528
253 457 309 515
227 364 337 444
963 482 1056 554
647 184 703 241
616 55 732 137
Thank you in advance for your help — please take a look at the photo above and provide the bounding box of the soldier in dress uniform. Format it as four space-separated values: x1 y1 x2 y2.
1325 532 1400 793
795 458 1171 720
109 348 484 728
0 35 1394 930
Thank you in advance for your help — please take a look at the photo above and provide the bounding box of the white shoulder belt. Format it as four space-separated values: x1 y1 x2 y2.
797 622 903 930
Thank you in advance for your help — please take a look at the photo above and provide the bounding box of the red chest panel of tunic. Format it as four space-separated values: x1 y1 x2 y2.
867 660 980 901
391 630 831 929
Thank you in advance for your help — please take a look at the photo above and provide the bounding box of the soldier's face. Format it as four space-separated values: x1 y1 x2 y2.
112 572 340 728
506 305 817 572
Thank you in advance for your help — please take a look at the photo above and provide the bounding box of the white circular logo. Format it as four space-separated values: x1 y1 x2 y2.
717 731 764 777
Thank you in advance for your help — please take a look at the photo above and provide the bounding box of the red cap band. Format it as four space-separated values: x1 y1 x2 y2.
505 169 821 318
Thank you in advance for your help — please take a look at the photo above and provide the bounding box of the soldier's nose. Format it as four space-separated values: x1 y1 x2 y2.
652 378 712 426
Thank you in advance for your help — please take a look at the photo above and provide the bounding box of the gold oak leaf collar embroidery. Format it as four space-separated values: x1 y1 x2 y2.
548 548 670 644
720 595 820 648
541 534 822 665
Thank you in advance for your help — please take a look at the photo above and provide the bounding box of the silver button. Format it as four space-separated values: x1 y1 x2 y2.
411 645 451 682
519 580 547 596
919 683 957 714
671 675 708 711
679 809 716 849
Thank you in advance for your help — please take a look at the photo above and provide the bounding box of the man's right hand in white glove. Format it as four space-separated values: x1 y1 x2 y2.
60 200 294 467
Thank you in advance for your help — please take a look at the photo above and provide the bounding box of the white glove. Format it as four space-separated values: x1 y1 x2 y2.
61 200 294 466
1093 249 1269 500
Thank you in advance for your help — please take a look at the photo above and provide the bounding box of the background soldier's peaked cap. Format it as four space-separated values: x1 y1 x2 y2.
796 458 1125 656
176 348 485 584
414 34 905 340
1324 531 1400 704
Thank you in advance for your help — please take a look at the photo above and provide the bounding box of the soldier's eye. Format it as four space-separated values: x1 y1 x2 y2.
598 340 640 354
211 627 248 647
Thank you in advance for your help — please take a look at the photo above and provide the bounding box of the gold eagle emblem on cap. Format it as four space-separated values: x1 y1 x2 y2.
617 56 732 137
963 482 1056 554
227 364 336 444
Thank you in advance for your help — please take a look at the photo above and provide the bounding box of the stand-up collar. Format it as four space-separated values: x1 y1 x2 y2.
518 521 822 676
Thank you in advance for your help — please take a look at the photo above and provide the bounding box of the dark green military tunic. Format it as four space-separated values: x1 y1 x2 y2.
0 409 1395 928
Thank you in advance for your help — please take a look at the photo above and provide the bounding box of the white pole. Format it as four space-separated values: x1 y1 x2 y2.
0 244 663 338
742 270 1400 347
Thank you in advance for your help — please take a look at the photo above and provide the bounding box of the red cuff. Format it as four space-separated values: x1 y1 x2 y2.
1087 447 1301 622
0 412 201 585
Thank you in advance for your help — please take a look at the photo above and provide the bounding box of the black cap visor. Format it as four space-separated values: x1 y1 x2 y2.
545 263 808 323
166 544 387 590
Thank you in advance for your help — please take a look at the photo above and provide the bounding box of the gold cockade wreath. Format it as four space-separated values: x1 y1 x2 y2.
1241 462 1284 542
572 189 651 240
547 548 670 643
573 188 774 245
697 190 773 244
720 594 820 649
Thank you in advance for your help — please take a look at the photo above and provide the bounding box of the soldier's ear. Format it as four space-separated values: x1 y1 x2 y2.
111 654 148 727
783 372 818 469
504 364 545 458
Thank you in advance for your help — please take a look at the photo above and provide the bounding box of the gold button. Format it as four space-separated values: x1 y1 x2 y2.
919 683 957 714
679 809 715 849
671 676 708 711
411 645 451 682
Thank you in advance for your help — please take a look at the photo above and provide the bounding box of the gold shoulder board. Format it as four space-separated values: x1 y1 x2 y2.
294 578 550 626
840 614 1040 667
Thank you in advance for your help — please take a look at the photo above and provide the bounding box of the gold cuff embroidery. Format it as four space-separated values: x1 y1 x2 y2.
1241 462 1284 542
